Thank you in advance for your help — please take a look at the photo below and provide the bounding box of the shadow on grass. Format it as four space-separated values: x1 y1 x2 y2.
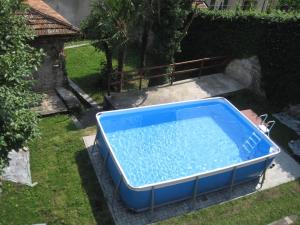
71 73 103 91
75 149 113 225
65 119 79 131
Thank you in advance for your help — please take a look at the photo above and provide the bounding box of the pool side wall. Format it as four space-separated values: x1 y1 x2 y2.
96 136 274 211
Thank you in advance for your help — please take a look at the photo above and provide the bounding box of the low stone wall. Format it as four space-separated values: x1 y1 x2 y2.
225 56 265 97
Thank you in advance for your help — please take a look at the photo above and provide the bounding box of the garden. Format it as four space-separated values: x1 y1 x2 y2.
1 0 300 224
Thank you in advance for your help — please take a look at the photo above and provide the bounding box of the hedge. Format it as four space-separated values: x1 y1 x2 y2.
177 9 300 107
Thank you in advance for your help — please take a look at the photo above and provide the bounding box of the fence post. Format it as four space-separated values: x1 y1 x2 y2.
170 64 175 85
119 71 124 92
139 69 143 90
199 60 204 77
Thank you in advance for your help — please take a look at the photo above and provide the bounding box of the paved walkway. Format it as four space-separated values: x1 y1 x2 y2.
64 43 90 49
106 73 246 109
33 91 68 116
273 112 300 136
83 135 300 225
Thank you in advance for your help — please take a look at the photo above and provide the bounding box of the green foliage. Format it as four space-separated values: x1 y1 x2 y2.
178 9 300 107
0 0 42 171
148 0 194 86
82 0 134 49
151 0 194 64
278 0 300 11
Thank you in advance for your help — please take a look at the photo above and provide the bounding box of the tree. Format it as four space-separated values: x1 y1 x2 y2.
148 0 194 86
82 0 136 89
136 0 155 68
0 0 42 172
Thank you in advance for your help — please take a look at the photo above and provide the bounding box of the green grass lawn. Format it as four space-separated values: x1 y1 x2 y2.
65 45 107 105
159 180 300 225
1 114 299 225
0 116 112 225
65 43 140 105
1 91 300 224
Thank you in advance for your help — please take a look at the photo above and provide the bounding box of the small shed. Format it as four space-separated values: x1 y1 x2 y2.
24 0 80 91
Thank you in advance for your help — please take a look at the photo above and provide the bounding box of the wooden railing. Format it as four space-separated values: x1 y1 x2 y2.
107 56 229 96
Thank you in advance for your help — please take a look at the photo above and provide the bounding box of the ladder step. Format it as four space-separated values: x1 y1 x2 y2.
253 132 261 142
242 132 262 156
249 137 257 146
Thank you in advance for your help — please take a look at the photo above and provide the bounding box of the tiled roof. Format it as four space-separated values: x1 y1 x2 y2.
24 0 80 37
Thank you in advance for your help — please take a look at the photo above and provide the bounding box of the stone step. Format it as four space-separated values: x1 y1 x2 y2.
56 87 82 112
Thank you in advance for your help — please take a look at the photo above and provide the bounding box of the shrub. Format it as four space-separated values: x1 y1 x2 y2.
0 0 42 172
178 9 300 107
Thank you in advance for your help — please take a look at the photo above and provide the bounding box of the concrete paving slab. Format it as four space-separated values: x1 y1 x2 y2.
273 112 300 136
1 149 34 186
33 91 68 116
106 73 246 109
82 135 300 225
289 140 300 157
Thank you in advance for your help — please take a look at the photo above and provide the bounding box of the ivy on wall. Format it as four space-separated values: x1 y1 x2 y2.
178 9 300 107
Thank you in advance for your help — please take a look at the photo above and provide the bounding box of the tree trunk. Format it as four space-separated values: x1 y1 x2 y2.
103 43 113 74
117 45 126 91
140 21 151 68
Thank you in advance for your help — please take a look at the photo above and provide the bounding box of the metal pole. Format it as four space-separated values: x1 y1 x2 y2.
260 158 269 188
192 176 199 208
150 186 155 216
112 176 122 213
100 151 109 176
91 131 99 153
229 167 237 199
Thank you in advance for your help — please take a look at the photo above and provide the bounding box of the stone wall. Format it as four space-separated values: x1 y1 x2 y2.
32 38 68 92
225 56 265 96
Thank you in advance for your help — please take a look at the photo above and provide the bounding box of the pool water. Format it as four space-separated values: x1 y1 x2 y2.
104 104 268 187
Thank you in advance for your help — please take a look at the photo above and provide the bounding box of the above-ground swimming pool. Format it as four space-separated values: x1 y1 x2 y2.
95 97 280 212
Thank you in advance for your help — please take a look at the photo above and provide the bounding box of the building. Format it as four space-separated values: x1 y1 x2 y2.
24 0 80 91
44 0 92 27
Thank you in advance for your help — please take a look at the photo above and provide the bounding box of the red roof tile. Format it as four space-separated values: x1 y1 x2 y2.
24 0 80 37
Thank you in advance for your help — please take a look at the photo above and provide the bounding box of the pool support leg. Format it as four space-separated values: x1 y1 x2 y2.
150 186 155 218
259 158 269 189
91 131 99 153
100 150 110 176
229 167 237 199
112 177 122 214
192 176 200 209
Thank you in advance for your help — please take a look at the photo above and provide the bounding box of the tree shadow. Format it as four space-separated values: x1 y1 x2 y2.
75 149 114 225
71 73 104 91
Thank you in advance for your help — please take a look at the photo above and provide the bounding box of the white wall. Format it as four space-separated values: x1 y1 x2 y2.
44 0 92 27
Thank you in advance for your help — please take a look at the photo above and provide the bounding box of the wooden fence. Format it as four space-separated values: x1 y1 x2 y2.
107 56 229 96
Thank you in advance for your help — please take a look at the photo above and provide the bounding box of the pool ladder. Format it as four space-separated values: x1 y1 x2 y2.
242 132 261 154
257 114 276 136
